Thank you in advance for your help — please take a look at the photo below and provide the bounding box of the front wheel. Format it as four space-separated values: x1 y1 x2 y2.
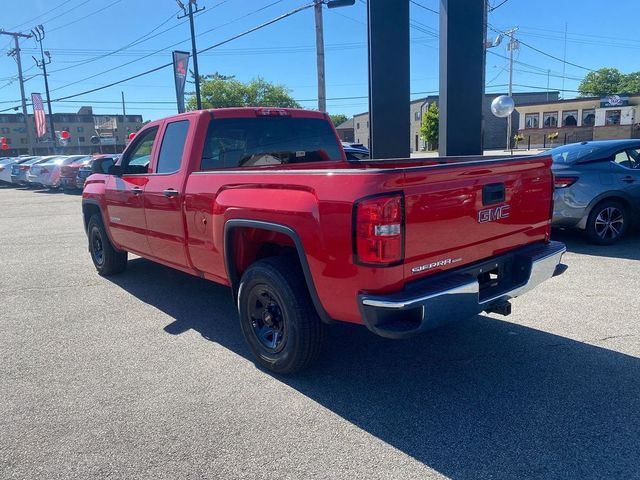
87 214 128 276
586 200 629 245
238 257 324 374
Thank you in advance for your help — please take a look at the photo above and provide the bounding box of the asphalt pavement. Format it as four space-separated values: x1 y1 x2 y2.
1 185 639 480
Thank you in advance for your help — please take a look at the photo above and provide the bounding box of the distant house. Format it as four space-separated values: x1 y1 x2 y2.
335 118 354 143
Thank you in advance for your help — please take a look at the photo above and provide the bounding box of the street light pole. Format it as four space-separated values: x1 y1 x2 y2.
505 27 518 151
314 0 355 113
31 25 56 152
177 0 204 110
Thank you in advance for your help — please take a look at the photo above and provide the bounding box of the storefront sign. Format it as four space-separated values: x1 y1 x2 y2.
600 95 629 108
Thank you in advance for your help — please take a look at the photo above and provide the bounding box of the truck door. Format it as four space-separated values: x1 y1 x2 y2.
104 126 158 256
142 119 191 268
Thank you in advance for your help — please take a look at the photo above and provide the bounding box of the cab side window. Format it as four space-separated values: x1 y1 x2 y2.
625 149 640 169
121 127 158 174
156 120 189 174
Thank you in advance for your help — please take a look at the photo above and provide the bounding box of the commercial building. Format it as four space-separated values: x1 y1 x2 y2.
516 94 640 148
335 117 355 143
352 91 559 153
0 106 144 156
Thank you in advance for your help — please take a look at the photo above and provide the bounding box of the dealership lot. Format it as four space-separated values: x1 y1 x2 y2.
1 186 639 480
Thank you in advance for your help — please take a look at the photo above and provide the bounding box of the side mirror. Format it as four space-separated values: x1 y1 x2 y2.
107 164 122 176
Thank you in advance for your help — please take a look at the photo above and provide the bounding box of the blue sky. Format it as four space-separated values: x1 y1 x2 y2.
1 0 638 121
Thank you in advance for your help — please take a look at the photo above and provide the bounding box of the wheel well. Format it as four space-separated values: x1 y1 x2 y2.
82 203 102 232
227 227 297 286
589 196 632 217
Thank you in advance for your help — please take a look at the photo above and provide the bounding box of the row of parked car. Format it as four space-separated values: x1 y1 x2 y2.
0 154 119 191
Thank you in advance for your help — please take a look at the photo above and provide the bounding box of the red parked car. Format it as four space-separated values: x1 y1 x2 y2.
82 107 566 373
59 155 92 191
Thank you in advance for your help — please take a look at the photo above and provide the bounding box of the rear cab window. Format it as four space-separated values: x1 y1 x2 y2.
200 116 342 170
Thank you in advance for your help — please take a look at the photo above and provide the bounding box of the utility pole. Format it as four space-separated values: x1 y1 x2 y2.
121 91 126 117
1 29 34 155
31 25 56 152
546 69 550 102
314 0 326 112
505 27 518 151
177 0 204 110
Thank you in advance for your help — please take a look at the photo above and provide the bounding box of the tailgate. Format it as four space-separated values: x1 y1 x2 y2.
402 156 553 281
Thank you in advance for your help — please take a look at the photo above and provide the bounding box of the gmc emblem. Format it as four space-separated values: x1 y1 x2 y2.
478 205 510 223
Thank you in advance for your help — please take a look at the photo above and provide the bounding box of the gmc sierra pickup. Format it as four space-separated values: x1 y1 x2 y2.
82 107 566 373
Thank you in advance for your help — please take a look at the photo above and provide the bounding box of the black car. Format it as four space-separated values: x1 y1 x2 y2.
77 155 118 189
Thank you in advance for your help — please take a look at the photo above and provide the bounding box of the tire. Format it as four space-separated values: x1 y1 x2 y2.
586 200 629 245
238 256 324 374
87 213 128 275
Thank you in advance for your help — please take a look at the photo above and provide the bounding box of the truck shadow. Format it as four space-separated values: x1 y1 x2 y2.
109 258 640 479
552 228 640 261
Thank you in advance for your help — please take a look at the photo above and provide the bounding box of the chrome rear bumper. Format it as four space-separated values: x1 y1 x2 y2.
358 241 567 339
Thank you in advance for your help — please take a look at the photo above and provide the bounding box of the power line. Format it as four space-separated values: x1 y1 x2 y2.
489 0 512 12
48 0 287 92
0 2 317 113
409 0 438 15
8 0 70 31
48 0 124 34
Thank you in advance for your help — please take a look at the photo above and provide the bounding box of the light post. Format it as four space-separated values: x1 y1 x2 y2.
314 0 355 112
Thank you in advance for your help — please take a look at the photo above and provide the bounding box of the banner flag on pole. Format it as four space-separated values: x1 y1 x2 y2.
172 51 190 113
31 93 47 138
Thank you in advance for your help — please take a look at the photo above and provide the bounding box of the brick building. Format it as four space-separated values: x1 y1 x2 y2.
352 91 559 153
0 106 144 156
516 94 640 148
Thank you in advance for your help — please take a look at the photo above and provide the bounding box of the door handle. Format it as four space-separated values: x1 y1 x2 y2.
621 176 635 183
163 188 179 198
131 187 143 195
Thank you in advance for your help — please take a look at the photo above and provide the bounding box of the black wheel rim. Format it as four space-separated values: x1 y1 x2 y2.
594 207 624 241
247 285 287 353
91 228 105 266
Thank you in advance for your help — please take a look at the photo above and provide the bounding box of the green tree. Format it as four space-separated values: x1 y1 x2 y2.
420 103 439 150
188 73 300 110
329 114 348 127
578 68 624 96
621 72 640 94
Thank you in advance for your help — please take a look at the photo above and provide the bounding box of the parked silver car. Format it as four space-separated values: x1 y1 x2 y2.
0 156 35 184
551 140 640 244
27 155 89 189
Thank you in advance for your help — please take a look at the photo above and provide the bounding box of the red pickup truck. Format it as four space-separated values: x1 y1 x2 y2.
82 107 566 373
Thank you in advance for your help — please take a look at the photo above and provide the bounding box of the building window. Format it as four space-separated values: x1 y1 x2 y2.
605 110 621 125
20 138 27 144
543 112 558 128
77 126 84 133
79 136 85 142
524 113 539 129
356 122 360 129
562 110 578 127
582 109 595 127
414 111 421 121
0 127 9 134
5 138 10 144
366 121 369 128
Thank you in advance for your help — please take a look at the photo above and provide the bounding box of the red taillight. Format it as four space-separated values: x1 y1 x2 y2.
256 108 290 117
41 167 49 174
0 166 4 172
354 193 404 265
20 165 29 171
554 175 578 189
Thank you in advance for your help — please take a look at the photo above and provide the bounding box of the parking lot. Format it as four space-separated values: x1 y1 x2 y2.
1 185 639 480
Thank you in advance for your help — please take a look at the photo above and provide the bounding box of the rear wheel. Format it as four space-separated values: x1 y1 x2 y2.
238 257 324 374
87 214 128 275
586 200 628 245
